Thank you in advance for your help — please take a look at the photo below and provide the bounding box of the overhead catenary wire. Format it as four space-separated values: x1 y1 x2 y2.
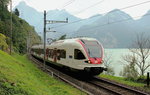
32 0 75 34
73 0 105 15
51 0 150 29
49 0 104 23
44 0 75 21
76 13 150 32
61 0 76 9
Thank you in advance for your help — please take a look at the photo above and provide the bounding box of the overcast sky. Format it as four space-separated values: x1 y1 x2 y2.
11 0 150 19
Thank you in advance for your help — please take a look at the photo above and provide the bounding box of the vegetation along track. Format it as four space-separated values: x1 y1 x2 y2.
29 55 149 95
87 77 149 95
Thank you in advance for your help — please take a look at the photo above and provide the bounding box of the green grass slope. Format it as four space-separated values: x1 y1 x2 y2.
99 74 150 93
0 50 85 95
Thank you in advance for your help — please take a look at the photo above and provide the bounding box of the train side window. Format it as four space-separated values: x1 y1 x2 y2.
57 50 61 60
74 49 85 60
60 50 66 58
49 49 53 58
69 55 72 59
35 49 38 53
40 49 44 54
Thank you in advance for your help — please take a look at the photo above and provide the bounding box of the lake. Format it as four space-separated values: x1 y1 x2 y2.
104 49 150 76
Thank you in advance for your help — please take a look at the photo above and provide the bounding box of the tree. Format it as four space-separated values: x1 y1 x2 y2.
14 8 19 16
0 33 8 51
120 54 139 80
58 34 66 40
122 33 150 76
0 0 41 54
103 51 115 76
0 0 10 10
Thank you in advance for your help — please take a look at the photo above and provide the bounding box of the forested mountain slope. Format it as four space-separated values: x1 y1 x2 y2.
0 0 41 53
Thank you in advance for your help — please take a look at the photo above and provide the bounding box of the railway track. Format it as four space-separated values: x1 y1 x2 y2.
28 55 93 95
87 77 149 95
29 55 149 95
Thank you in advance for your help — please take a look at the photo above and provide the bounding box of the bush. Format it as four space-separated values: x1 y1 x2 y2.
0 33 8 51
136 76 147 83
120 63 139 81
104 67 115 76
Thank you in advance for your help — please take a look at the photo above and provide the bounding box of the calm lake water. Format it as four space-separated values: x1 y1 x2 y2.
104 49 150 76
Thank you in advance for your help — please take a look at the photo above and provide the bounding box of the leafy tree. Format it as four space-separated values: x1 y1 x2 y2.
0 33 8 51
0 21 5 34
0 7 41 54
0 0 10 10
14 8 19 16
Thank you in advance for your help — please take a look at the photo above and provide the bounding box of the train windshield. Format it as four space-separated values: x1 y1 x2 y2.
81 40 102 58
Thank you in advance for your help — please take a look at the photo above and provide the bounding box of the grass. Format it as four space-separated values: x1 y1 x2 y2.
100 74 145 87
99 74 150 92
0 50 85 95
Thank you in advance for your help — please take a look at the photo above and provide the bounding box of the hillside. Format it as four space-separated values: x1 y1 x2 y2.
0 2 41 53
0 50 84 95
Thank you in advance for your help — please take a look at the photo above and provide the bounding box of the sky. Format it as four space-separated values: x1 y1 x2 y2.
11 0 150 19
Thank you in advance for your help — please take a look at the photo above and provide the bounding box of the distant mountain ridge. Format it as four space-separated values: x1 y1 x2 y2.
14 1 103 36
15 1 150 48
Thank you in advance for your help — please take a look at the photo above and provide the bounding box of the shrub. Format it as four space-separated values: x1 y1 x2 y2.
0 33 8 51
120 63 139 81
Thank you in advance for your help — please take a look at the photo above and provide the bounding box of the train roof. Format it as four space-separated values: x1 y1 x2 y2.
31 37 98 48
51 37 97 44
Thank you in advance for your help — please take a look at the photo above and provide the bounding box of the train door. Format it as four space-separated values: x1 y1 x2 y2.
65 47 73 67
72 49 86 69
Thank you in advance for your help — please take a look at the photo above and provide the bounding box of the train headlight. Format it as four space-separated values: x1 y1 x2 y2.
88 60 91 63
84 60 91 64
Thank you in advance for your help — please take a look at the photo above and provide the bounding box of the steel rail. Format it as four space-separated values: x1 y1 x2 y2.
28 55 149 95
29 55 93 95
91 77 149 95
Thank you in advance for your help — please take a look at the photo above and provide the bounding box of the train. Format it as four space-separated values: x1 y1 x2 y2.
31 37 107 75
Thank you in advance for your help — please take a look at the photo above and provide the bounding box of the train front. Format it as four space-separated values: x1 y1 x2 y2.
79 38 107 75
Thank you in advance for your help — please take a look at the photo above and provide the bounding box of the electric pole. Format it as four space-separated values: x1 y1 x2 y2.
10 0 12 55
43 10 68 69
43 11 46 68
27 31 31 54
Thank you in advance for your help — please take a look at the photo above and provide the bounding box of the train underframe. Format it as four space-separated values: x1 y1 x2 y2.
84 67 107 76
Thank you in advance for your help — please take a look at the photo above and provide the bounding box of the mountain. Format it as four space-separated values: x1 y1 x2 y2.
15 1 43 26
74 9 150 48
14 1 102 39
14 1 43 36
136 10 150 32
15 1 150 48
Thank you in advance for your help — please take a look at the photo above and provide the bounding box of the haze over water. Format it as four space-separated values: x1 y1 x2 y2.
105 49 150 76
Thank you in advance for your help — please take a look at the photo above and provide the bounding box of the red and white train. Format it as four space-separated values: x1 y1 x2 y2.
31 37 107 75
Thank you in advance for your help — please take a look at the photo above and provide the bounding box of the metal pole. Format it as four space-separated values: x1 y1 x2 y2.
43 11 67 69
147 72 149 87
26 33 28 53
28 31 31 53
10 0 12 55
27 31 31 54
43 10 46 69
